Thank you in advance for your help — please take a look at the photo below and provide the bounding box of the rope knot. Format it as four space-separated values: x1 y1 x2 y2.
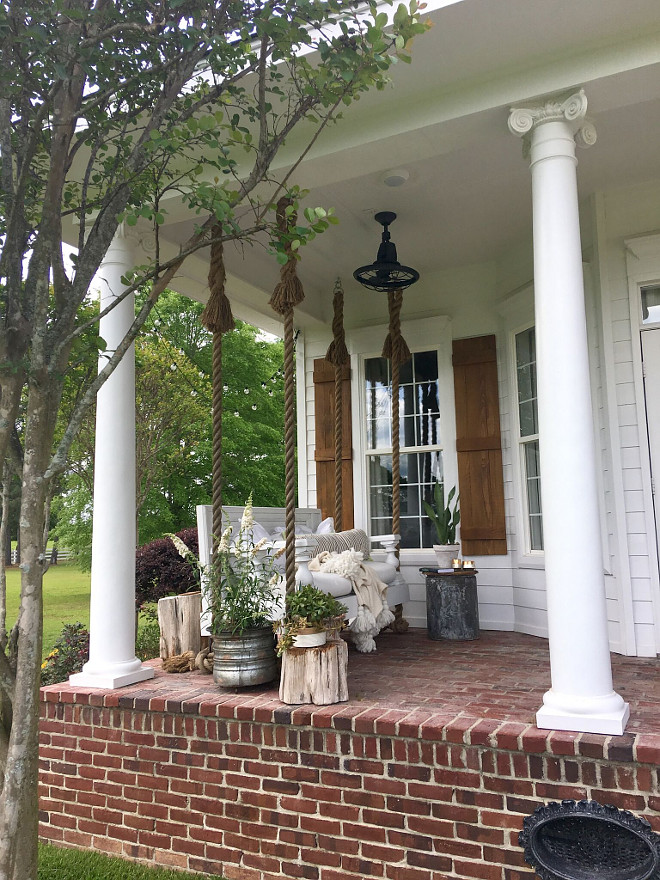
201 227 235 334
325 278 349 366
381 289 411 364
269 197 306 315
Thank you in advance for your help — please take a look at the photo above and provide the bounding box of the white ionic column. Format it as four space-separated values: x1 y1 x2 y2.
70 230 154 689
508 91 629 734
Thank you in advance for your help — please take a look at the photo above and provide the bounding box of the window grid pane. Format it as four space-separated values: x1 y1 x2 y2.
516 328 538 439
641 285 660 325
365 352 443 549
515 327 544 552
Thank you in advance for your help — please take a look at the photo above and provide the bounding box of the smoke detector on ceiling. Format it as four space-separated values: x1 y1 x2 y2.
382 168 410 187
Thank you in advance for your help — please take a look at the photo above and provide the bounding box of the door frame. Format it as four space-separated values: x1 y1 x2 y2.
625 233 660 654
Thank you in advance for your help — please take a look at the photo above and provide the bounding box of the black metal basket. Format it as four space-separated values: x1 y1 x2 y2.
519 800 660 880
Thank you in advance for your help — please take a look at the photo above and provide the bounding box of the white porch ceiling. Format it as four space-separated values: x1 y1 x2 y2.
156 0 660 332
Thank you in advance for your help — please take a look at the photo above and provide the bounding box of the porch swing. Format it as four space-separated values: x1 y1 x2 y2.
196 205 412 648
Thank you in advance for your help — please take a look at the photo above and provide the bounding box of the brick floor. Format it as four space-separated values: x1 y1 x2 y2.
45 628 660 740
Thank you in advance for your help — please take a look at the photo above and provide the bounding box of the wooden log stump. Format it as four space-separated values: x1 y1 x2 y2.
158 592 202 660
279 638 349 705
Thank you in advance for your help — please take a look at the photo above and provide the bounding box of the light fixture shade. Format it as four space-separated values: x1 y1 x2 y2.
353 212 419 292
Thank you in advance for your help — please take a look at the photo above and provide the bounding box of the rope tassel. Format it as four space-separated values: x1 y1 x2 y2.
382 288 411 365
325 278 349 367
201 228 235 335
269 198 305 316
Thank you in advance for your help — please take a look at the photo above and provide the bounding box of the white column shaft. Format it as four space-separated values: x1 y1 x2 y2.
70 232 154 688
509 94 628 734
531 121 611 678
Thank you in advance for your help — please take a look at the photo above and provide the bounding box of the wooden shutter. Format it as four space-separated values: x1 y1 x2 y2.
313 359 354 528
452 335 507 555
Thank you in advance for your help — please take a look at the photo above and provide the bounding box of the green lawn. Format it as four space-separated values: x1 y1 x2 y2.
38 842 217 878
5 564 91 655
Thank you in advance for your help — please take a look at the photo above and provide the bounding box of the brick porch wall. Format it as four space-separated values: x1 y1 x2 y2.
38 690 660 880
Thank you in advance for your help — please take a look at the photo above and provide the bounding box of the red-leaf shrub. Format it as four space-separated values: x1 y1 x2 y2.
135 527 200 609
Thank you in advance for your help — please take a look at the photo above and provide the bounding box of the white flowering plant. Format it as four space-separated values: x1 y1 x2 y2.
171 495 284 636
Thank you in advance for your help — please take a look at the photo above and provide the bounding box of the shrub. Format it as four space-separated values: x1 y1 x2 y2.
135 526 199 609
41 622 90 685
136 603 161 661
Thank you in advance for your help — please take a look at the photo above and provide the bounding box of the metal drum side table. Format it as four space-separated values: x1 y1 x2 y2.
421 569 480 641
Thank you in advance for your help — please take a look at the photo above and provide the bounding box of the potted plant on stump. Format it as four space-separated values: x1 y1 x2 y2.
276 584 346 654
172 496 282 688
277 584 348 705
423 482 460 568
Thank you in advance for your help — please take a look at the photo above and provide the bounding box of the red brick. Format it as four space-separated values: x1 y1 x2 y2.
407 815 454 839
445 715 477 744
493 723 529 750
387 796 431 816
534 783 588 800
407 851 452 872
343 822 387 843
432 802 477 823
341 855 384 876
635 734 660 765
384 866 433 880
483 844 528 867
454 858 504 880
590 789 647 811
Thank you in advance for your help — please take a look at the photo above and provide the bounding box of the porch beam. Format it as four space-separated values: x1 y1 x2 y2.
70 228 154 689
508 90 629 735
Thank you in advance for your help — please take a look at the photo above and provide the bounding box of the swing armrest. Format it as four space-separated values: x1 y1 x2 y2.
369 534 400 568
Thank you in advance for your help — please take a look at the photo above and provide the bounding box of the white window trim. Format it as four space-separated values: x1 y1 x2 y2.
348 316 457 556
511 321 544 559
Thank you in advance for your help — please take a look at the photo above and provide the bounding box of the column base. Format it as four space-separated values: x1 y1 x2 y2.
70 663 155 690
536 689 630 735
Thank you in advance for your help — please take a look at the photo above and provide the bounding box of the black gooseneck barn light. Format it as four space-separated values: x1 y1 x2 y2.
353 211 420 292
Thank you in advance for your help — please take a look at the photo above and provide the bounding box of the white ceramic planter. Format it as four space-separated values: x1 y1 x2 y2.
293 628 327 649
433 544 460 568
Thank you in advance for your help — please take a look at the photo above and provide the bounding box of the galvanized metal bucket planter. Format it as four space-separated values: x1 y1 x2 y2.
212 626 277 688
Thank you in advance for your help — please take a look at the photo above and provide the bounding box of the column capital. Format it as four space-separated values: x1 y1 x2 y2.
508 89 596 149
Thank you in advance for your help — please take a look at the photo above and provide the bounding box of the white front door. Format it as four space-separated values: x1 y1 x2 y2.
641 327 660 562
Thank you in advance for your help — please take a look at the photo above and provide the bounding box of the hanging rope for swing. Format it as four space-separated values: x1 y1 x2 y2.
324 278 349 532
201 225 235 551
270 197 306 594
382 288 410 544
382 287 411 633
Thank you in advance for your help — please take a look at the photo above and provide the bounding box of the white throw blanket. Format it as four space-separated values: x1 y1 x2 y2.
308 549 395 653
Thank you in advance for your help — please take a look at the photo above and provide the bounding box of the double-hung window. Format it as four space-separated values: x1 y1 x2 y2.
364 350 444 549
515 326 543 552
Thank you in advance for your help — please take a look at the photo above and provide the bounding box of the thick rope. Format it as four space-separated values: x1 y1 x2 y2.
391 355 401 540
325 278 349 532
210 332 223 548
282 309 297 591
381 288 410 364
201 229 235 549
381 289 411 546
333 365 343 532
270 197 305 593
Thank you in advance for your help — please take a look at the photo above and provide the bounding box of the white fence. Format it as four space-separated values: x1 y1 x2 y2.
10 547 75 565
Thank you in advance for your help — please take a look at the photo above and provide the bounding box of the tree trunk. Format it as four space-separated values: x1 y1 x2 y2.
1 463 10 634
157 593 202 659
0 382 58 880
279 638 349 705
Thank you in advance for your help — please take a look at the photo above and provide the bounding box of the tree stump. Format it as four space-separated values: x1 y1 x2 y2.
279 638 349 705
158 592 202 659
